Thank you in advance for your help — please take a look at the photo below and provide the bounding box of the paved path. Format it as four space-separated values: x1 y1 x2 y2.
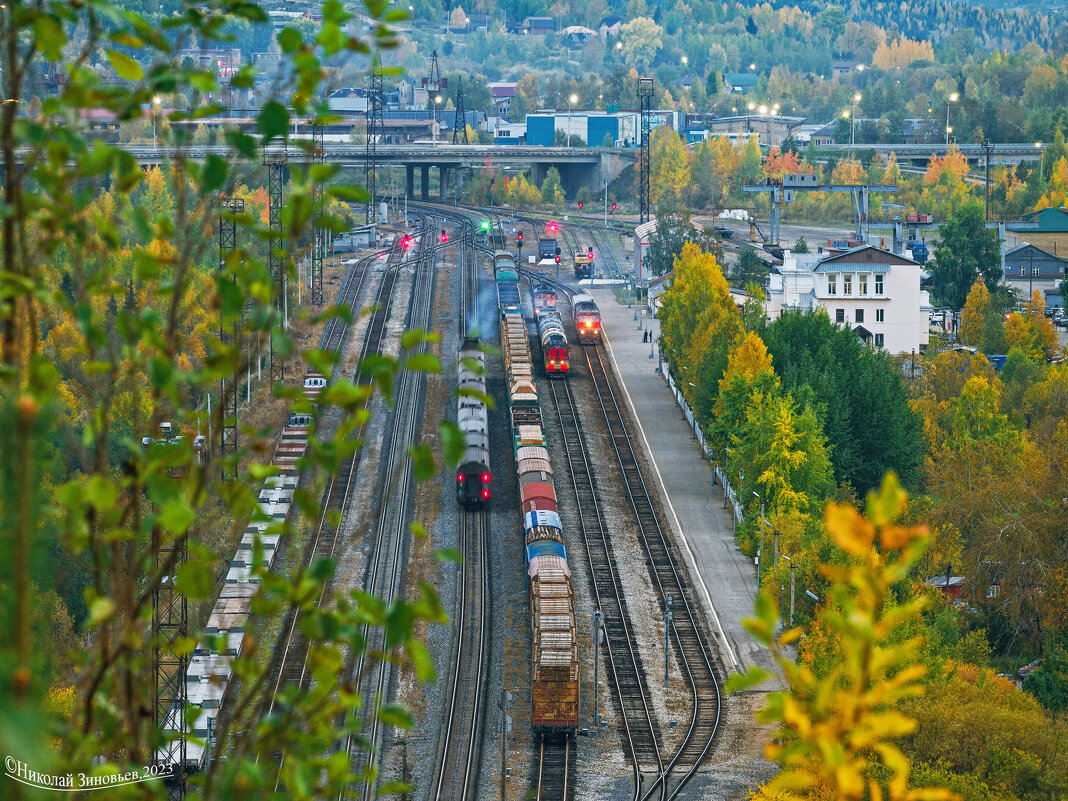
591 288 779 685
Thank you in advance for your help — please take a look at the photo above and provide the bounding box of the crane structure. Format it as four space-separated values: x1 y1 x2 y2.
743 174 897 245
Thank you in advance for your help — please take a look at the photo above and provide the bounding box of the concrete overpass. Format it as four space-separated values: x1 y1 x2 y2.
819 142 1044 165
104 144 637 198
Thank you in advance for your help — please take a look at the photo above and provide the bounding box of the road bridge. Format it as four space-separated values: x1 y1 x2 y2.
819 142 1043 165
74 143 636 198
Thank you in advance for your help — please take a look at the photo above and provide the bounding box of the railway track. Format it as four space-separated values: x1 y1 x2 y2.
429 212 492 801
260 237 403 782
581 344 722 800
535 739 574 801
345 213 440 801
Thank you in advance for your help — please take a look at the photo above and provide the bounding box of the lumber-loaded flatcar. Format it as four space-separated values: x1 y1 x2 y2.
499 309 579 739
456 336 491 507
572 293 602 345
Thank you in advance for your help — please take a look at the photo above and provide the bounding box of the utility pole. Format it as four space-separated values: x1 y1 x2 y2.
663 594 674 686
982 138 994 221
782 554 795 626
592 610 604 729
498 688 512 801
217 195 242 480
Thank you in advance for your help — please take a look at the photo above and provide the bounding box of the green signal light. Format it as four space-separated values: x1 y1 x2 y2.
480 220 490 230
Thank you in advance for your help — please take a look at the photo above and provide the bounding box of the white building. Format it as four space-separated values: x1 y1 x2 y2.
767 244 930 354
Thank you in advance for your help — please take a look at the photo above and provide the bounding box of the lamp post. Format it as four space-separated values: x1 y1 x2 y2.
567 92 578 144
746 101 755 133
433 94 443 143
945 92 958 146
152 95 162 148
1035 142 1044 183
757 104 767 146
850 92 861 152
981 138 994 221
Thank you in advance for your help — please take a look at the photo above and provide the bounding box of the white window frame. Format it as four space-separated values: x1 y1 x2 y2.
876 309 884 323
874 333 884 347
827 273 837 295
843 273 853 295
875 273 884 295
858 273 868 295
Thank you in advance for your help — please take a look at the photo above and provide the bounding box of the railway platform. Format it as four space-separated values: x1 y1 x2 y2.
589 288 780 687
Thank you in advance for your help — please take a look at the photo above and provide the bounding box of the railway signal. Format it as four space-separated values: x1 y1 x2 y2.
480 219 490 231
546 221 558 235
440 229 448 244
400 234 412 249
577 201 583 209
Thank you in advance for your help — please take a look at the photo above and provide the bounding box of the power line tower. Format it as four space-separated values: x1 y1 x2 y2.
218 196 243 479
263 145 288 382
452 76 469 144
422 50 447 142
311 123 325 305
366 68 384 224
638 77 654 224
153 523 188 801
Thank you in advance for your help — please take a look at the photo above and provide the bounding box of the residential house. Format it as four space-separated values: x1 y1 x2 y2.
721 72 758 94
1002 243 1067 309
597 15 623 37
832 60 865 78
561 25 596 47
176 47 241 79
517 16 555 35
488 82 517 116
327 88 368 115
808 119 840 147
767 244 930 354
1004 206 1068 257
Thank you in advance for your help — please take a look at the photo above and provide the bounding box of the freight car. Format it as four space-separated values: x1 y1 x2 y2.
499 310 579 738
537 312 569 376
456 336 492 507
572 293 602 344
494 250 521 313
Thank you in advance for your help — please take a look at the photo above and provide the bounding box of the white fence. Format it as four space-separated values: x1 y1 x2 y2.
663 362 745 524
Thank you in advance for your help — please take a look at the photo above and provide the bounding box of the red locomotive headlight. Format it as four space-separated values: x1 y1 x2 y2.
481 472 491 483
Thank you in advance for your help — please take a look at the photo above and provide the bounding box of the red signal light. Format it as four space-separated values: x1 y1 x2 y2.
611 203 617 210
547 222 558 235
555 255 561 263
480 489 490 499
517 232 523 241
588 250 594 260
577 201 583 209
481 472 491 483
457 473 464 481
440 229 448 243
400 235 411 249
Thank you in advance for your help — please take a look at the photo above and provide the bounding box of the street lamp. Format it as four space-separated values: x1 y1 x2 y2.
568 92 578 144
152 95 162 148
850 92 861 151
1035 142 1044 183
434 94 443 144
945 92 958 146
746 101 755 133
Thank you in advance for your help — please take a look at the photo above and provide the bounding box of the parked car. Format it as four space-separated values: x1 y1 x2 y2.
1018 658 1043 679
714 226 734 239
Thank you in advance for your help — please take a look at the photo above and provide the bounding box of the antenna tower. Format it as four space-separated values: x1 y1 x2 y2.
452 76 469 144
366 67 384 223
262 143 288 381
312 123 325 304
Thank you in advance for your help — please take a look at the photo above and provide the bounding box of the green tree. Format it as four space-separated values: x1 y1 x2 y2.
731 245 769 288
931 203 1003 310
541 166 565 205
793 235 810 253
646 209 700 277
763 309 923 493
619 16 664 71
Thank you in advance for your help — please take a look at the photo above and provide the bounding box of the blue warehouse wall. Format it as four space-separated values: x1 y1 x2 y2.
587 116 619 147
527 115 556 147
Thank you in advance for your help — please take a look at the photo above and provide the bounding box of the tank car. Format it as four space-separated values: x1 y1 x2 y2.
537 312 569 376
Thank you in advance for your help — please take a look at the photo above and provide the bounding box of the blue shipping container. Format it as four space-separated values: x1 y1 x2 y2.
526 540 567 561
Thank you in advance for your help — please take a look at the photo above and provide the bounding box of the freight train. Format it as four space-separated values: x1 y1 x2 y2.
496 267 579 737
456 336 492 507
572 293 602 345
532 285 557 318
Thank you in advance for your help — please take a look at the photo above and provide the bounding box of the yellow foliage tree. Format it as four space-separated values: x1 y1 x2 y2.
650 124 691 207
734 474 958 801
872 37 935 70
958 278 989 348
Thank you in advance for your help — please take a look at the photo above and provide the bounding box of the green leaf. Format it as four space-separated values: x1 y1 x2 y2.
435 548 463 563
379 781 415 795
376 704 414 729
200 154 228 193
88 597 117 626
106 49 144 81
724 667 772 693
440 421 466 469
35 16 67 60
404 353 441 373
277 27 303 54
175 561 214 601
406 638 436 682
408 445 436 482
258 100 290 143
